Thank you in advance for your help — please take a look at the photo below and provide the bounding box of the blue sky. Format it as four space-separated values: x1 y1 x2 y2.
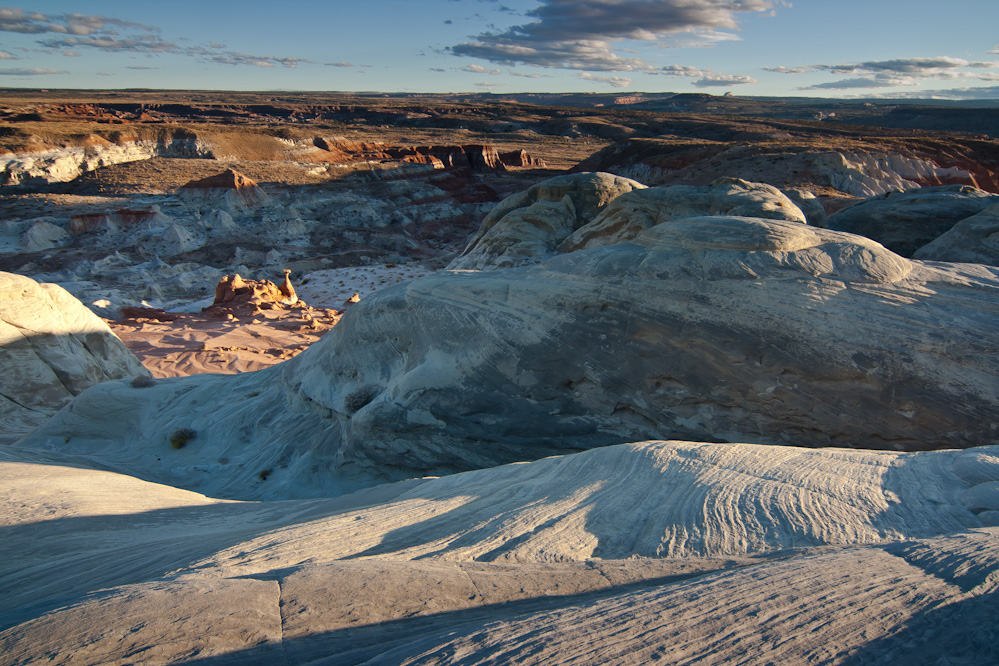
2 1 999 98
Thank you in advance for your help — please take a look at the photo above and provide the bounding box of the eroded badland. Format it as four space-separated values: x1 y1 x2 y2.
2 90 999 665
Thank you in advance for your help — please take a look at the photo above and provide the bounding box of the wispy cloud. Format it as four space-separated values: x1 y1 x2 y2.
451 0 774 72
325 61 355 67
804 76 918 90
580 72 632 87
0 67 64 75
652 64 756 87
692 72 757 87
0 8 157 36
768 56 999 89
461 64 502 74
0 50 17 59
208 52 312 68
1 6 314 70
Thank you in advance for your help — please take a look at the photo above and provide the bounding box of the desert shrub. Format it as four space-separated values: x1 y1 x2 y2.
344 386 376 414
131 375 157 388
169 427 197 449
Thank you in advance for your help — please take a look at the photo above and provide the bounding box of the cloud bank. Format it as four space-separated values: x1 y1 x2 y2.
452 0 773 72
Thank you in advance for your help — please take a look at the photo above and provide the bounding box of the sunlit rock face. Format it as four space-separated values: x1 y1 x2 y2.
447 172 646 270
914 203 999 266
826 185 999 257
0 272 149 442
558 177 807 253
448 173 807 270
22 217 999 500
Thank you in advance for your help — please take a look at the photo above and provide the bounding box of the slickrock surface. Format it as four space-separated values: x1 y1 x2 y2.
0 272 148 442
450 173 809 270
913 203 999 266
558 176 807 253
826 184 999 257
19 217 999 500
447 172 646 270
1 441 997 664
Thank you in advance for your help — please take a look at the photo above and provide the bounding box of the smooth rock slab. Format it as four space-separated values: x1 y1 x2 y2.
914 203 999 266
826 184 999 257
18 217 999 499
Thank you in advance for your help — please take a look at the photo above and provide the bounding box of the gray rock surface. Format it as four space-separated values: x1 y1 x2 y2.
913 203 999 265
559 177 807 253
20 217 999 499
0 272 149 442
447 171 645 270
826 184 999 257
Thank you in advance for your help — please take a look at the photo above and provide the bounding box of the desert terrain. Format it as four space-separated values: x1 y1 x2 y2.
2 90 999 664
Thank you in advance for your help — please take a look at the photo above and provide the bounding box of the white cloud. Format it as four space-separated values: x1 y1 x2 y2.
693 73 757 87
768 56 999 86
804 76 918 90
0 50 17 59
581 72 632 88
461 64 502 74
0 67 63 75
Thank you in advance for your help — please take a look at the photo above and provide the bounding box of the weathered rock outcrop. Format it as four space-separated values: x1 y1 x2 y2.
826 185 999 257
0 132 211 186
21 218 999 499
447 172 647 270
177 168 267 206
913 203 999 266
450 174 807 269
559 177 806 253
0 272 149 442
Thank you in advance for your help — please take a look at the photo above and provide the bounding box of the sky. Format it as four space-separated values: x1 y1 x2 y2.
2 0 999 99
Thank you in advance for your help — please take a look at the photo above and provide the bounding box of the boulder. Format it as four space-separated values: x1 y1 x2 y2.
826 185 999 257
784 187 828 227
913 203 999 266
559 177 807 253
21 217 999 499
447 172 646 270
22 220 71 252
0 272 150 442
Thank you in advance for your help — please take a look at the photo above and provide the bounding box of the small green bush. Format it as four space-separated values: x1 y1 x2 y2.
170 427 197 449
131 375 157 388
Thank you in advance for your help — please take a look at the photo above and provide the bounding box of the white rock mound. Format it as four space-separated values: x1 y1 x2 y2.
18 217 999 499
450 173 807 269
0 272 150 442
559 176 807 253
448 171 645 270
826 184 999 257
914 203 999 266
